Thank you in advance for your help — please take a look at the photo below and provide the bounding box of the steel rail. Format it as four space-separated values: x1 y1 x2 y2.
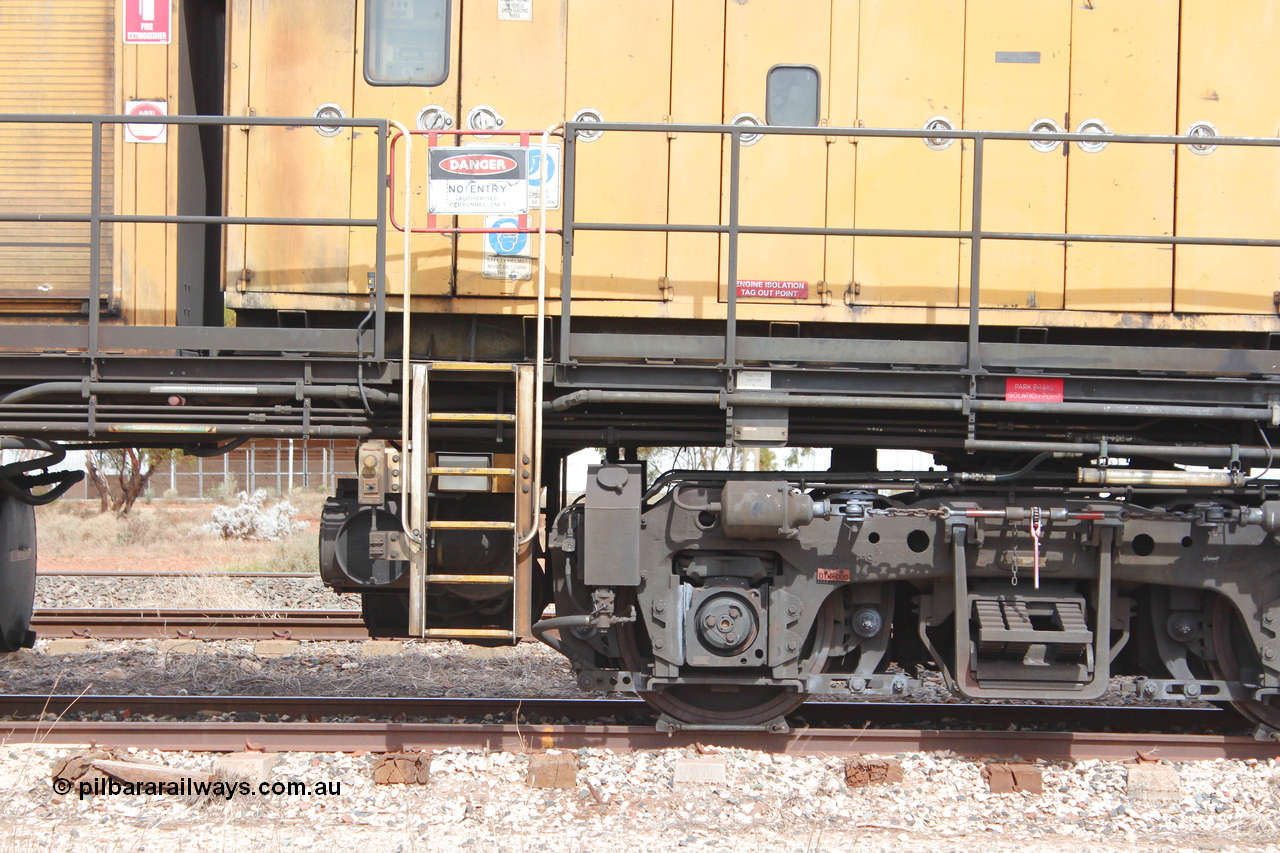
30 609 369 641
0 694 1247 733
2 718 1272 761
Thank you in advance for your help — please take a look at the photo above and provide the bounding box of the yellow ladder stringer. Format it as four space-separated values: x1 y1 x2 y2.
408 362 536 645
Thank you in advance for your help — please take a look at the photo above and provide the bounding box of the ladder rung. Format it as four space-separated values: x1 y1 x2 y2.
426 520 516 531
422 628 514 640
425 574 515 585
427 413 516 423
428 362 515 372
428 467 515 476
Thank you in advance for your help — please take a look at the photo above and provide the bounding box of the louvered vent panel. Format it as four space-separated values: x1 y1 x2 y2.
0 0 114 307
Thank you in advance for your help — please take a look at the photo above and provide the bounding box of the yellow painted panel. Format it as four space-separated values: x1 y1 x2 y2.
853 0 964 307
1066 0 1177 312
720 0 830 306
665 0 724 307
565 0 671 301
224 0 253 302
961 0 1070 310
1175 0 1280 314
243 0 355 292
824 0 858 306
456 0 565 297
131 31 171 325
350 0 460 300
0 0 115 311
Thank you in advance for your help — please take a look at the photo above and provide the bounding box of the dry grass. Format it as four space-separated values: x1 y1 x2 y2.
35 498 323 575
0 640 579 700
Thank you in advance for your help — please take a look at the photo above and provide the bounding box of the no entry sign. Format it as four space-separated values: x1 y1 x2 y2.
428 147 528 215
124 101 167 144
124 0 171 44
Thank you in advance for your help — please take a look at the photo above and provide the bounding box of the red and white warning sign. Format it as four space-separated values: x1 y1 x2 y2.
736 280 809 299
124 100 167 144
124 0 171 44
1005 377 1065 403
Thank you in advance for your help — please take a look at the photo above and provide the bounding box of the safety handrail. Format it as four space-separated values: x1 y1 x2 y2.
556 121 1280 377
0 112 391 360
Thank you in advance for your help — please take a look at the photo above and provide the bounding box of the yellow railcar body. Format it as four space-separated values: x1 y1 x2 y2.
6 1 1280 331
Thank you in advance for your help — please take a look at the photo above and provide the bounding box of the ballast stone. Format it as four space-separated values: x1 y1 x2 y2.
1126 763 1180 801
843 757 904 787
982 763 1043 794
526 752 577 789
43 639 97 655
214 752 279 784
673 755 728 785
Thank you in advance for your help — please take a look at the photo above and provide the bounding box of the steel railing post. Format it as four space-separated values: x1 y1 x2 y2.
88 119 103 359
967 136 985 374
559 127 577 364
725 129 742 369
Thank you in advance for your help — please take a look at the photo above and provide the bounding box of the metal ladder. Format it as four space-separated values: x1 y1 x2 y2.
406 362 537 644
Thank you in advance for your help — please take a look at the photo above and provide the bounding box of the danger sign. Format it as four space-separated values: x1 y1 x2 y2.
124 101 167 144
428 147 528 215
124 0 171 44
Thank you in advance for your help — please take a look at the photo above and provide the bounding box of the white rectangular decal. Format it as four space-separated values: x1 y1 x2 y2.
498 0 533 21
124 100 167 144
428 147 529 215
528 144 561 210
482 215 533 281
736 371 772 391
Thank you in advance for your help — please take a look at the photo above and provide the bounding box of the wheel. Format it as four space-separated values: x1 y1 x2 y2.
0 491 37 653
1209 595 1280 729
616 593 837 726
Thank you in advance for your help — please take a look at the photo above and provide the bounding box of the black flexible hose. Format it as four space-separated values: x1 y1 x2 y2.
530 614 596 654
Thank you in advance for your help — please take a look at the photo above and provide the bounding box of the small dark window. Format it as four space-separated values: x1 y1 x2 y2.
365 0 451 87
766 65 820 127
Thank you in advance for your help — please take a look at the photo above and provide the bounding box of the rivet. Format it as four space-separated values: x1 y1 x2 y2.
522 485 530 493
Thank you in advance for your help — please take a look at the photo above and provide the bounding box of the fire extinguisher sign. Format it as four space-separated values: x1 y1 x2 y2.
124 0 171 45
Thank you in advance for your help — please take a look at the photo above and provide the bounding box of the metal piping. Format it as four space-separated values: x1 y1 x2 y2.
966 438 1275 463
521 123 564 547
386 119 419 550
1 381 395 406
1079 468 1246 488
548 388 1275 423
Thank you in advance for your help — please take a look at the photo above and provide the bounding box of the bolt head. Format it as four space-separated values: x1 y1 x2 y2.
653 638 666 650
1266 612 1276 624
1142 682 1159 697
850 677 866 693
786 639 798 652
728 605 742 618
787 604 799 616
725 633 737 644
653 601 666 614
704 615 717 629
1265 648 1277 661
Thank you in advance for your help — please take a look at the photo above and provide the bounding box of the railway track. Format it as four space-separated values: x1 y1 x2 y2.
30 608 368 641
3 694 1274 760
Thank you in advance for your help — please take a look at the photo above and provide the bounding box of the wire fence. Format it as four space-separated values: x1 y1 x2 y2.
61 439 360 501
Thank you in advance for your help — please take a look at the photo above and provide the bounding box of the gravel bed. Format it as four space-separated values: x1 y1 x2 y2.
34 574 358 611
0 639 1214 716
0 743 1276 852
0 640 580 700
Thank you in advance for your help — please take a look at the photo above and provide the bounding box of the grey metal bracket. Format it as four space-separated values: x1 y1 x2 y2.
1129 677 1254 702
655 714 790 735
1253 724 1280 743
806 673 917 698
